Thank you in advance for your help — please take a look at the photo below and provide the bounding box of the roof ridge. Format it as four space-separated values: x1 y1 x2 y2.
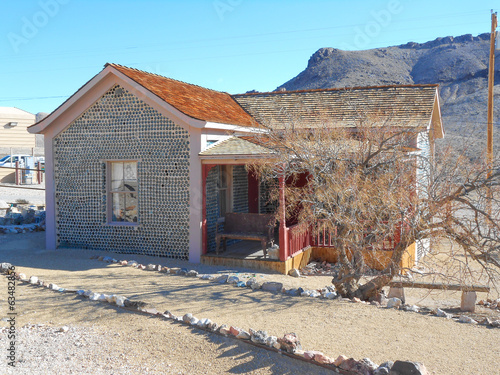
232 83 439 97
105 63 231 95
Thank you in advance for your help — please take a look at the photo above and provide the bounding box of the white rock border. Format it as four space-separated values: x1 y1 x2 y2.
0 261 437 375
88 257 500 328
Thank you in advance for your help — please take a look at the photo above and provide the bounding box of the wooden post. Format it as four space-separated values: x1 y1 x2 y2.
278 175 288 261
15 161 20 185
487 11 497 215
37 162 42 184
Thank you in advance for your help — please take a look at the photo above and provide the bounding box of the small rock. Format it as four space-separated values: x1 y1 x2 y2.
434 308 452 319
309 290 321 298
115 296 127 307
294 349 306 358
304 350 323 360
187 270 198 277
324 291 337 299
334 355 348 367
58 326 69 333
169 267 180 274
402 305 420 313
314 353 334 365
285 288 300 296
218 324 230 335
208 322 219 332
489 319 500 328
236 330 251 340
229 326 241 337
261 282 283 293
375 362 394 375
89 292 101 301
197 318 211 328
29 276 39 284
387 297 402 309
146 264 156 271
120 260 128 266
189 317 199 326
213 274 228 284
250 281 262 290
177 268 188 275
389 360 430 375
250 329 268 345
128 260 137 266
182 313 193 324
236 281 246 287
246 278 258 287
288 268 300 278
458 315 477 324
199 274 214 280
265 336 280 349
277 332 301 353
227 275 239 284
352 297 362 303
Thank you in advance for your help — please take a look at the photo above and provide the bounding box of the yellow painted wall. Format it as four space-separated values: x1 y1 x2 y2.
0 109 36 150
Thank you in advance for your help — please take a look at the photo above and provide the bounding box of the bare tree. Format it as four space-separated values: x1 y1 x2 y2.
251 117 500 301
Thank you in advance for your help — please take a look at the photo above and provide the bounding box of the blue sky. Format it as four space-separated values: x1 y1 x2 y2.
0 0 498 114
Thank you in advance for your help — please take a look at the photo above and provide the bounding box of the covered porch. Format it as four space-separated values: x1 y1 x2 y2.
198 137 312 274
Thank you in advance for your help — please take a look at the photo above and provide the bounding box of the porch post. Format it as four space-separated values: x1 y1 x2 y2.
279 175 288 261
202 164 216 254
202 165 208 254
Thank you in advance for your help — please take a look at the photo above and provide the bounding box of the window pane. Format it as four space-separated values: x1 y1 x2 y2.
124 162 137 192
111 162 124 192
124 193 138 223
112 193 125 222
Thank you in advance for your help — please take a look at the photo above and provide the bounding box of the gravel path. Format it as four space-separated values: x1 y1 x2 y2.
0 232 499 375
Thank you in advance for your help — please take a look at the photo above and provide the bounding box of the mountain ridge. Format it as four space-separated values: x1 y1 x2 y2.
276 33 500 147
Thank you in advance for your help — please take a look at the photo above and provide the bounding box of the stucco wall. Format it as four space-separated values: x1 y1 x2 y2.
53 85 190 259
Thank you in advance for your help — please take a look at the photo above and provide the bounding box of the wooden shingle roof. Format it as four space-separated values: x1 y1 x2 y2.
199 136 275 157
108 63 257 127
232 85 439 129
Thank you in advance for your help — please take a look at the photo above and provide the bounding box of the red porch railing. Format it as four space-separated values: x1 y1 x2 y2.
285 221 311 259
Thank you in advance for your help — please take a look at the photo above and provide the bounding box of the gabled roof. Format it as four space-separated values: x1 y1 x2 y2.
108 64 256 127
232 84 442 135
199 136 275 158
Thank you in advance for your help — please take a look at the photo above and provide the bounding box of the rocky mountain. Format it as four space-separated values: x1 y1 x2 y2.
277 34 500 150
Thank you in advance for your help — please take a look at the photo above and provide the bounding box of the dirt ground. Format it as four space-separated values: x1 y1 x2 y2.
0 232 499 375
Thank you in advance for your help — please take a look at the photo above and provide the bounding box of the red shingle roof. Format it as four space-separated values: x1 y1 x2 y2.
108 63 256 127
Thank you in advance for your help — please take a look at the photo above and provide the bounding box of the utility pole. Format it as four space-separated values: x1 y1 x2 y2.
487 10 497 176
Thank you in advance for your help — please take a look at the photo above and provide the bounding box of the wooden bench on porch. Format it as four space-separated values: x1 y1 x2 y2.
216 213 275 257
387 280 490 312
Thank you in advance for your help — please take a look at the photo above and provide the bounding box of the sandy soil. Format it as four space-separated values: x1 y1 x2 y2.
0 232 499 375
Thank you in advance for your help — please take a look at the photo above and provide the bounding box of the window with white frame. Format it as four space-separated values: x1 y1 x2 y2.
108 161 138 223
218 165 232 218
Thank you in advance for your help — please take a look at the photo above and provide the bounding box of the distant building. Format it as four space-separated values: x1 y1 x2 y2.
0 107 37 156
